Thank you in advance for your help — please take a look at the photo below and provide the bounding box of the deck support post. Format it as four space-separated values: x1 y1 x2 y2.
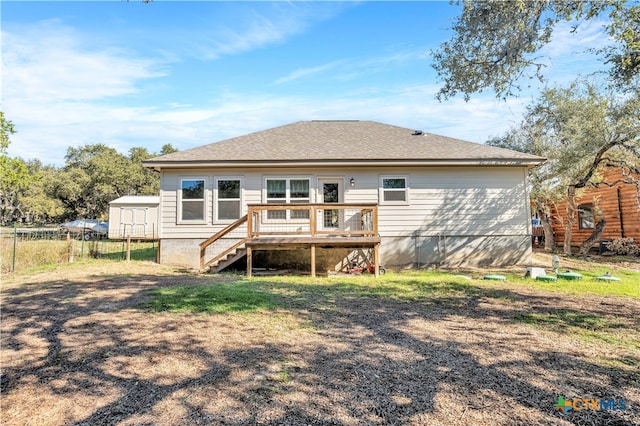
310 244 316 277
374 243 380 278
247 246 253 278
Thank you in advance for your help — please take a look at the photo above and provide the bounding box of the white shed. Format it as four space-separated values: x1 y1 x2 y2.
108 196 160 240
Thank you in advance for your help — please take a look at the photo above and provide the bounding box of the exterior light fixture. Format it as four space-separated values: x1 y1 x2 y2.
350 178 355 188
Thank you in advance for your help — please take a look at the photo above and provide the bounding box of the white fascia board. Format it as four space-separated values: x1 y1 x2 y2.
144 159 545 170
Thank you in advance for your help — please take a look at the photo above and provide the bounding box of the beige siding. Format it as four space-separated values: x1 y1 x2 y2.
158 165 531 268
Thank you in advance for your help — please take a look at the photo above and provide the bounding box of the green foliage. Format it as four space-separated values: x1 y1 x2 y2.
56 144 166 219
0 112 34 224
0 111 16 153
160 143 178 155
433 0 640 100
19 161 65 223
1 111 169 223
488 79 640 252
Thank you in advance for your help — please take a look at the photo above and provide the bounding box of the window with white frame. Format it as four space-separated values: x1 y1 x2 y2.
216 178 241 221
180 179 206 222
265 178 310 219
380 176 408 204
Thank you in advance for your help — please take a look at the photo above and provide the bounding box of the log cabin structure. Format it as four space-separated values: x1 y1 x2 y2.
143 120 544 275
550 168 640 249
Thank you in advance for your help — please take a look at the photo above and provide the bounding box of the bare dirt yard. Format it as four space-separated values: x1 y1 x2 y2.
1 257 639 425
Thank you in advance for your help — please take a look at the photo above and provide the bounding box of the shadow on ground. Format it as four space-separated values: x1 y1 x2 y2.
1 271 638 425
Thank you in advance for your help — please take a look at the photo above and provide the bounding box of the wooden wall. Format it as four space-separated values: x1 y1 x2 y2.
551 168 640 246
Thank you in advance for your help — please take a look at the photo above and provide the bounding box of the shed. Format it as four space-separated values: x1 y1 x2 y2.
108 196 160 240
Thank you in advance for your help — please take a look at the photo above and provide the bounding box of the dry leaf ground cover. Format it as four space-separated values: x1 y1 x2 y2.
1 256 639 425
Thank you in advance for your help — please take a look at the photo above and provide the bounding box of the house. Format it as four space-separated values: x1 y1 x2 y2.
143 120 544 275
108 196 160 240
550 167 640 249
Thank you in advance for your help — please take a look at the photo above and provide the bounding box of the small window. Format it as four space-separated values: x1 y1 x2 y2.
381 177 408 204
180 179 205 222
217 179 241 221
578 204 594 229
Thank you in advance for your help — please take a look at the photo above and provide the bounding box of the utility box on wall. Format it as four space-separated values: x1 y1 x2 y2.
108 196 160 240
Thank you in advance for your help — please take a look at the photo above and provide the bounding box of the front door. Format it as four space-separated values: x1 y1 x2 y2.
319 179 342 230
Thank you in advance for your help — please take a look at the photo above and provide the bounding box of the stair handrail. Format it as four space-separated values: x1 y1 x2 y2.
203 238 248 271
199 214 248 270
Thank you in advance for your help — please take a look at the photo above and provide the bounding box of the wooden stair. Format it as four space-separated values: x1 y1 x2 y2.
208 246 247 273
199 215 248 272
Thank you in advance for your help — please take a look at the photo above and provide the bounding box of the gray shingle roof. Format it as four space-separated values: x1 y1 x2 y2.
144 120 544 167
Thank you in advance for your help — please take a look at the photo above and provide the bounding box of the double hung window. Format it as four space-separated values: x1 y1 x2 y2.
216 179 241 221
180 179 206 222
265 178 310 219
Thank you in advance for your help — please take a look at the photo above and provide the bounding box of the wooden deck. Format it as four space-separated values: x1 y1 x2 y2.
245 236 381 278
245 236 381 249
200 203 381 277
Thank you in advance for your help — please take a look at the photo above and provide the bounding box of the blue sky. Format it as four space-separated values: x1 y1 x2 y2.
2 1 610 166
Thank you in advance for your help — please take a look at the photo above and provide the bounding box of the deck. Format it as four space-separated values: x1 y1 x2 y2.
200 203 381 277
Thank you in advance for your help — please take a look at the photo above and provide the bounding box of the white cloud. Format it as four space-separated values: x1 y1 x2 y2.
542 19 611 58
273 49 429 85
535 18 611 84
2 11 526 168
2 20 169 164
185 3 348 61
273 59 347 85
2 21 165 103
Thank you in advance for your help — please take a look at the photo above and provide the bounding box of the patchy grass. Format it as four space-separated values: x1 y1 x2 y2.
3 257 640 426
443 267 640 299
145 265 639 317
147 281 277 314
145 272 510 315
513 309 638 350
1 238 157 274
517 268 640 299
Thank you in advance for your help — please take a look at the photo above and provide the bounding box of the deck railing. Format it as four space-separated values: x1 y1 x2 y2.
199 204 379 273
246 203 378 238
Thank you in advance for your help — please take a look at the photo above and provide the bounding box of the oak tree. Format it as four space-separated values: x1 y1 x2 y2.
433 0 640 100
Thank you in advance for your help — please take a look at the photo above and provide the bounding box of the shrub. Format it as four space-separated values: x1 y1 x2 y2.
605 238 640 256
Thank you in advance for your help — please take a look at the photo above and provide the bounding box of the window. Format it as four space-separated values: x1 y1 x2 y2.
265 178 310 219
216 179 241 221
578 204 594 229
180 179 205 222
290 179 310 219
380 176 408 204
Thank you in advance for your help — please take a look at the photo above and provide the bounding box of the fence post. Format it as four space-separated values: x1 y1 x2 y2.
126 236 131 262
80 227 85 257
12 222 17 272
67 232 75 263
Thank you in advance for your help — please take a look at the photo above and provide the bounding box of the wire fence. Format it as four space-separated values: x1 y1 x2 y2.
1 225 158 274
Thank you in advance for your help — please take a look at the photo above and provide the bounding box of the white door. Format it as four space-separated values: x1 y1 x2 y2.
318 179 343 230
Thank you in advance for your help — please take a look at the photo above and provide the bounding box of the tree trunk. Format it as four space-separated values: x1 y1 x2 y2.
564 186 577 255
535 203 556 250
579 219 606 256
